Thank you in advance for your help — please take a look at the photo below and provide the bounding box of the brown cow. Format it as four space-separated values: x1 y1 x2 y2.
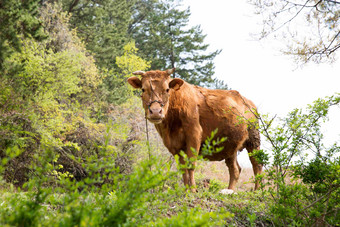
127 68 262 192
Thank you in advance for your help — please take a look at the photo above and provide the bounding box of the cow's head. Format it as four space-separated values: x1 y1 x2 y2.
127 68 184 124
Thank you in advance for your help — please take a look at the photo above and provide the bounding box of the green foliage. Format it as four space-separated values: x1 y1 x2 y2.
116 41 151 75
40 3 101 99
207 179 224 193
249 149 269 166
0 0 46 69
62 0 133 69
200 129 226 157
130 0 222 87
100 157 176 226
2 24 100 149
153 207 232 227
256 94 340 226
247 213 257 227
1 1 232 226
1 189 48 227
297 157 332 193
0 3 104 187
58 0 227 88
3 1 340 226
177 129 226 173
9 39 81 99
0 148 237 226
101 41 151 105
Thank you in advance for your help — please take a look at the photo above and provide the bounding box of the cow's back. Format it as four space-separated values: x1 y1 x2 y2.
193 86 258 160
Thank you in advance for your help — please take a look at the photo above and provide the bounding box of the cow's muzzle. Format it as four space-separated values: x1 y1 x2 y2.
147 100 164 124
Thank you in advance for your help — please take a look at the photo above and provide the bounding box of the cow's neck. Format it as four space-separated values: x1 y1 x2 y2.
154 89 184 141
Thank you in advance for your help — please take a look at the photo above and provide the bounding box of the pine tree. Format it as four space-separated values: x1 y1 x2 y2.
60 0 134 69
130 0 222 87
0 0 46 70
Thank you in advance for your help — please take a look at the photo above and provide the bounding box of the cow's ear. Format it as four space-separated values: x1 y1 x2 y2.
127 77 142 89
169 78 184 90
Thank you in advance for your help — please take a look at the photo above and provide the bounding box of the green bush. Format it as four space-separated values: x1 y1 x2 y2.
0 148 237 226
256 94 340 226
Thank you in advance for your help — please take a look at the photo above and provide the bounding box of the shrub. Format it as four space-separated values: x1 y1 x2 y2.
256 94 340 226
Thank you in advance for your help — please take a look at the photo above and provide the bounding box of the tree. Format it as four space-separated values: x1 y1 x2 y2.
58 0 134 69
1 2 102 139
102 41 151 105
0 3 103 186
0 0 46 70
130 0 222 87
253 94 340 226
128 0 158 34
250 0 340 64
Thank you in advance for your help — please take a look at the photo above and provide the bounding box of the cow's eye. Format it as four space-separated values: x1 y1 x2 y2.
142 88 145 92
166 88 170 93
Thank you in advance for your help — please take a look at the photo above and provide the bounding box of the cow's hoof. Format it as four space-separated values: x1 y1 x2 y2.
190 188 198 193
219 189 235 195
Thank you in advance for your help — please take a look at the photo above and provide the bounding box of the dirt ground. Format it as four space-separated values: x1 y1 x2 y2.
196 160 256 191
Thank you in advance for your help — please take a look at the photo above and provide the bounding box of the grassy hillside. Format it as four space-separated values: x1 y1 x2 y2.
0 2 339 226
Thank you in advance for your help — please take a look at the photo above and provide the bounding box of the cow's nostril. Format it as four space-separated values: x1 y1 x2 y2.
149 109 153 114
159 109 162 114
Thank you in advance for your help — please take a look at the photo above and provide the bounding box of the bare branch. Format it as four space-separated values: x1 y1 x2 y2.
306 31 340 62
271 0 313 34
325 0 340 4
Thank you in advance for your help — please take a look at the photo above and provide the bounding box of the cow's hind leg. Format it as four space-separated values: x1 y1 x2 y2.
225 154 240 191
247 146 263 190
237 159 242 175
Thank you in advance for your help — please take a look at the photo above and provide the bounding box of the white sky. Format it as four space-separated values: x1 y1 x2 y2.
182 0 340 167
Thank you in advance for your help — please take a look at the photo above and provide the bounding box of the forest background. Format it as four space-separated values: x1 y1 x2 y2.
0 0 339 226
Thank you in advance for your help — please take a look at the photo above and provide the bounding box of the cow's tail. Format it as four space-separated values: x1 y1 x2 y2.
245 119 263 190
245 124 261 152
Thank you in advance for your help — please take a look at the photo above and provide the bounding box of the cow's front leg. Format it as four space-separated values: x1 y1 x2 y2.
186 149 197 192
188 169 197 192
185 123 202 192
179 152 196 192
179 156 189 186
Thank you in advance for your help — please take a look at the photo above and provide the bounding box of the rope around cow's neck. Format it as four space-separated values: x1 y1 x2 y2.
145 80 160 162
145 113 151 162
